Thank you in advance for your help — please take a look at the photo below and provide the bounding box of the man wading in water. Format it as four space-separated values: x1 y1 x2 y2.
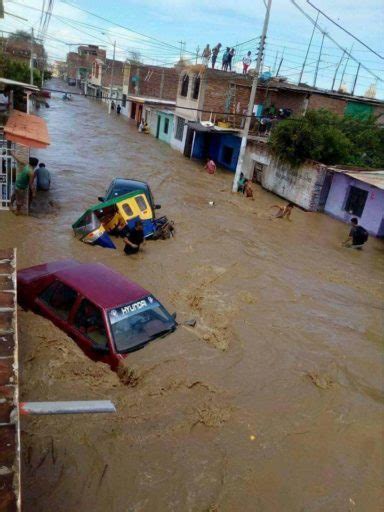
10 153 39 214
270 202 294 220
342 217 368 249
122 220 144 255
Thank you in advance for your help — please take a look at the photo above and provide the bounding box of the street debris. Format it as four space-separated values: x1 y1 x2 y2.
307 372 335 390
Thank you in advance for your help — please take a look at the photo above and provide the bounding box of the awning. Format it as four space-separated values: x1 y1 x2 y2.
188 121 240 134
188 121 212 132
4 110 50 149
0 78 40 92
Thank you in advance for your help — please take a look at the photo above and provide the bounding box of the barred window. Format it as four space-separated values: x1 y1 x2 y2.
175 117 184 141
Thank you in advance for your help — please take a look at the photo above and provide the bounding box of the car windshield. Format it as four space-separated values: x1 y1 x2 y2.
108 296 176 353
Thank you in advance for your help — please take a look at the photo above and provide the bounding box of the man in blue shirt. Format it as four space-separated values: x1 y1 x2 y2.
35 163 51 191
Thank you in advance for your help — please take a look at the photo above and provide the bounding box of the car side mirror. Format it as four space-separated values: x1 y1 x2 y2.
155 204 161 210
171 312 177 320
98 196 105 202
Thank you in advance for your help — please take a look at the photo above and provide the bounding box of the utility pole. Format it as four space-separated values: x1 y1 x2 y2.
298 11 319 84
275 47 285 76
179 41 185 60
108 40 116 114
30 28 34 85
339 43 353 91
232 0 272 192
195 45 200 65
351 62 361 95
313 30 325 87
331 50 345 91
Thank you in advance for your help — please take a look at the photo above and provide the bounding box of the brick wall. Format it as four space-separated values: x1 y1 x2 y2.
2 38 45 70
256 88 306 114
0 249 20 512
127 65 178 100
200 71 252 124
101 59 125 87
373 105 384 125
307 93 346 116
66 47 107 80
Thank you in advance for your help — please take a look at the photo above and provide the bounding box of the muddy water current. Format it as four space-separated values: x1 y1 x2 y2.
1 81 383 511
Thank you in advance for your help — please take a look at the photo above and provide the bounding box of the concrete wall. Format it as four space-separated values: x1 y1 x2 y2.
324 173 384 236
175 73 200 122
244 142 328 211
262 157 328 211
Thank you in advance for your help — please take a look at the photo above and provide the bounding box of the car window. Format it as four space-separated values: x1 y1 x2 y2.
39 281 77 320
135 196 148 212
74 299 109 350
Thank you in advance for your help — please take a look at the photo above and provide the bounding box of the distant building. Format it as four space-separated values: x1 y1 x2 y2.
86 58 125 102
0 35 46 71
170 66 251 170
120 63 178 124
66 45 106 86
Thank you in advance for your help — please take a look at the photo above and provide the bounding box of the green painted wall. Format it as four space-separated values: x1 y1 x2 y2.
157 113 174 144
345 101 374 119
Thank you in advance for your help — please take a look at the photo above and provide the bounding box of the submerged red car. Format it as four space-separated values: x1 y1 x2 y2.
18 260 177 370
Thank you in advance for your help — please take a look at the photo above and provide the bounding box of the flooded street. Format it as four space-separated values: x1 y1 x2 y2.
1 80 383 511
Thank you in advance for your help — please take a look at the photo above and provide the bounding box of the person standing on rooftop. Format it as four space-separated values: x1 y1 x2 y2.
202 44 211 65
227 48 236 71
242 51 252 74
222 47 230 71
211 43 222 69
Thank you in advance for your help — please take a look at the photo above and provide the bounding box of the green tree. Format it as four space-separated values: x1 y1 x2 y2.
1 57 41 84
269 109 384 168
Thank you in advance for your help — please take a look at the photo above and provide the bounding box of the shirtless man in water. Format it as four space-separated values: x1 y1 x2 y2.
270 202 294 220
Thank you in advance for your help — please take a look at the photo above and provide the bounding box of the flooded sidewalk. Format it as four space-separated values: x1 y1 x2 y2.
0 80 383 512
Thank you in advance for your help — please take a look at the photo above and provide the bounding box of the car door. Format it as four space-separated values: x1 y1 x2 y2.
35 280 78 333
71 298 113 366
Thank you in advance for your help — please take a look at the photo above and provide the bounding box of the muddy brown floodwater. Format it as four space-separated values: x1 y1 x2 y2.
1 80 383 512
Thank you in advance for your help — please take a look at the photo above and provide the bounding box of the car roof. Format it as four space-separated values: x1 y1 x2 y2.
54 262 150 309
112 178 149 189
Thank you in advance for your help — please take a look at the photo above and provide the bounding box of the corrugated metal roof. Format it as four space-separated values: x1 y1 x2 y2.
328 166 384 190
0 78 39 91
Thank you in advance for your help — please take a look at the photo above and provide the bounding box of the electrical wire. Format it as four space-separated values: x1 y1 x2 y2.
305 0 383 60
58 0 196 55
289 0 383 83
42 85 384 119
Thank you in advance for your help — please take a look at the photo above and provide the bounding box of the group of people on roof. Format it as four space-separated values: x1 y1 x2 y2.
201 44 252 74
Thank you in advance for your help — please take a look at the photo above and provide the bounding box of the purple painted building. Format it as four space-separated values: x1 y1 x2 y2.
324 167 384 237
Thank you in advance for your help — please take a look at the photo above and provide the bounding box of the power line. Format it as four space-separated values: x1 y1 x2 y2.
58 0 196 55
289 0 383 83
305 0 384 60
42 86 384 121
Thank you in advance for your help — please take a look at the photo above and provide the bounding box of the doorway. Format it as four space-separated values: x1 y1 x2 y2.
184 128 194 158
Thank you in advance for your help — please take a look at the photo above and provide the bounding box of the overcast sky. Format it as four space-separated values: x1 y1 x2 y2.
3 0 384 98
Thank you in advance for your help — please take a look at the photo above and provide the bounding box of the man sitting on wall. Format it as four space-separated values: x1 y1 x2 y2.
342 217 368 249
